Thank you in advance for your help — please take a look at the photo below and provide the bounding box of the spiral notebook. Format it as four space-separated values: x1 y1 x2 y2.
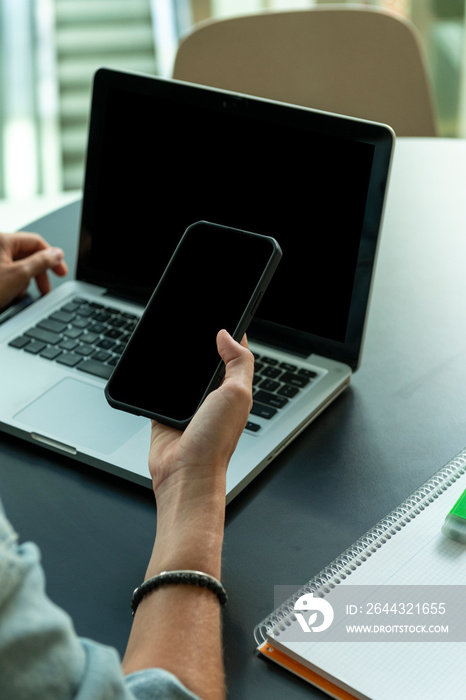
255 449 466 700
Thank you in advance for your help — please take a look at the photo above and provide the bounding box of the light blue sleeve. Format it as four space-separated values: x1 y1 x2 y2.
0 501 199 700
125 668 202 700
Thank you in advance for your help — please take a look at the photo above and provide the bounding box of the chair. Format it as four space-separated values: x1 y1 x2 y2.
173 4 437 136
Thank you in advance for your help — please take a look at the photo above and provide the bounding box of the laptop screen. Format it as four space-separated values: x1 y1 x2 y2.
79 69 393 368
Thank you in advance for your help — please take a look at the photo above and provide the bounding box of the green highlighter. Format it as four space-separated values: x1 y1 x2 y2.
442 488 466 543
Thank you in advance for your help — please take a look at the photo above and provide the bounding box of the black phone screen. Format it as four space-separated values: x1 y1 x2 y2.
106 222 280 427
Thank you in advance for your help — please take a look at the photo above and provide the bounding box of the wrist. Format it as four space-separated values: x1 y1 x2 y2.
154 462 227 515
131 570 227 616
147 472 226 580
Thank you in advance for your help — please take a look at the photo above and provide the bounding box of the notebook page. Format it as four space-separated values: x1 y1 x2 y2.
270 472 466 699
335 473 466 587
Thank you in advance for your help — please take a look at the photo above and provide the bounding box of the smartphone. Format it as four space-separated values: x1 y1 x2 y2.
105 221 282 429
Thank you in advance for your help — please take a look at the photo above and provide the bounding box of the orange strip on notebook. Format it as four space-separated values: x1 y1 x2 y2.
259 643 358 700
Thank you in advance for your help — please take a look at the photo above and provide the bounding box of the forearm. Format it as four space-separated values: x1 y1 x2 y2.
122 472 227 700
122 332 253 697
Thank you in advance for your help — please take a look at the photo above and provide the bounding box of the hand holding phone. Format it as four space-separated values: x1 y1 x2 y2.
105 221 281 429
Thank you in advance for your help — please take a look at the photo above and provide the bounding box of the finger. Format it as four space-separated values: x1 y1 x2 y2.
49 257 68 277
8 232 68 277
216 329 250 364
216 329 254 389
34 255 68 296
11 248 66 297
8 231 49 258
216 329 236 363
20 247 65 279
34 270 52 297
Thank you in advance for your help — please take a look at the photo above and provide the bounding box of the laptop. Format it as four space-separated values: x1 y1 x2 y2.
0 68 394 502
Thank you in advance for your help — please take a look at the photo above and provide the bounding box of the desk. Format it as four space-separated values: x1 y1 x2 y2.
1 138 466 699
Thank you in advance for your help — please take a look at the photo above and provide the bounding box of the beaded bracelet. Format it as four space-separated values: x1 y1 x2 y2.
131 569 228 615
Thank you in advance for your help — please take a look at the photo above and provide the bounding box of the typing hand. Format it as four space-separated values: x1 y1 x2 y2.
0 231 68 310
148 329 254 498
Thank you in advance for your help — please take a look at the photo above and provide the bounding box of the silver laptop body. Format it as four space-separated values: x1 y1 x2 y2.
0 69 394 502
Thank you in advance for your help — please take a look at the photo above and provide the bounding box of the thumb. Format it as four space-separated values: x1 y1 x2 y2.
216 329 254 389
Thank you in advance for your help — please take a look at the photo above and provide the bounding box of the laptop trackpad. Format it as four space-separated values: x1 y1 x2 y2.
14 378 146 454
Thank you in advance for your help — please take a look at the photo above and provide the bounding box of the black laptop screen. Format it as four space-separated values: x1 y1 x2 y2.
79 70 392 367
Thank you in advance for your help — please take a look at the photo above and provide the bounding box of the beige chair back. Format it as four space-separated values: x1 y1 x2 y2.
173 5 437 136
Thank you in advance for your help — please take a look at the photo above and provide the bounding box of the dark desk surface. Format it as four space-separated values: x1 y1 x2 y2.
2 138 466 698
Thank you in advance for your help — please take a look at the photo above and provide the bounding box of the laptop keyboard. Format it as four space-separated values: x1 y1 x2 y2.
8 296 321 433
247 353 319 433
8 297 138 380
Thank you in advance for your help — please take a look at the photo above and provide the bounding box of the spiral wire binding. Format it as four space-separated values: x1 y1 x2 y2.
254 448 466 645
